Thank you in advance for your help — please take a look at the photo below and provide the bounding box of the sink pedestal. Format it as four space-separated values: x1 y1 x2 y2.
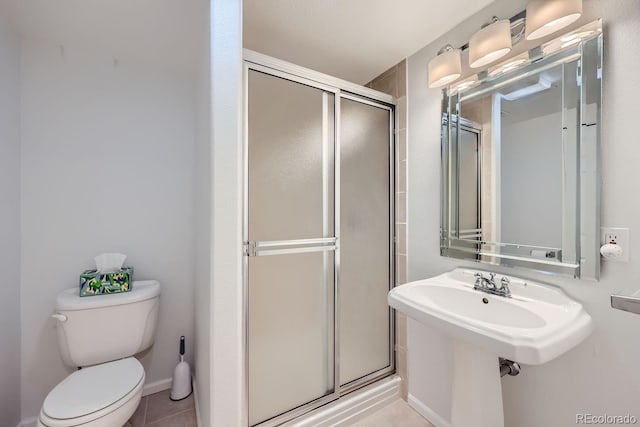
451 339 504 427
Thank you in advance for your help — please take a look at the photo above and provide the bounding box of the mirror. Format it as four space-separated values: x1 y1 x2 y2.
441 20 602 279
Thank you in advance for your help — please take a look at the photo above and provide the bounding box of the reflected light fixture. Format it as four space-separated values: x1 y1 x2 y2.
428 45 462 88
561 30 596 43
501 76 552 101
449 76 479 95
489 57 528 77
469 17 512 69
526 0 583 40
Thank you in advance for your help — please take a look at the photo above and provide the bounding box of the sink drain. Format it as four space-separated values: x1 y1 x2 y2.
482 297 489 304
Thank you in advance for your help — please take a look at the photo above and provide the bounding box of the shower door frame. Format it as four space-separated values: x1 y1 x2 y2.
242 49 397 427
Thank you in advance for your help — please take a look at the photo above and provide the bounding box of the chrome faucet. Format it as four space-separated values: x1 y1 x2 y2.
474 272 511 298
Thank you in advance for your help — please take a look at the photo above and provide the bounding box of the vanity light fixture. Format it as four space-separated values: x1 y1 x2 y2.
469 17 512 68
428 45 462 88
526 0 583 40
428 3 588 90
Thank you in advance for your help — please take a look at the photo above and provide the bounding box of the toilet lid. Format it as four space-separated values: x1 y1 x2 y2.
43 357 144 420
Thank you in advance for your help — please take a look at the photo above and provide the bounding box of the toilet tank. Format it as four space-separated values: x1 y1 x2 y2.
53 280 160 367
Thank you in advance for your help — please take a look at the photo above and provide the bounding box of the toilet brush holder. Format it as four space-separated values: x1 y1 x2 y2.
170 336 192 401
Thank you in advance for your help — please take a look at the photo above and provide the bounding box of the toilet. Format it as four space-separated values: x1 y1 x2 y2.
38 280 161 427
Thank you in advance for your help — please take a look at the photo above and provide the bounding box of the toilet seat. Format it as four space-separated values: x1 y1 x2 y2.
39 357 145 427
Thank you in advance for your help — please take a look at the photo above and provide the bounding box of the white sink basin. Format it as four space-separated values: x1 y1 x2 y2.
388 268 593 427
388 268 592 365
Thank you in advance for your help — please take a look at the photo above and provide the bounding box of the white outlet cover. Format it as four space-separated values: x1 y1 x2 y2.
600 227 629 263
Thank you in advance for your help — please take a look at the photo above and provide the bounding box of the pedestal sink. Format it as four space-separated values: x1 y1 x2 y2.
388 268 593 427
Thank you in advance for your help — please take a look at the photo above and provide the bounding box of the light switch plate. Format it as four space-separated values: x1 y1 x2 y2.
601 227 629 263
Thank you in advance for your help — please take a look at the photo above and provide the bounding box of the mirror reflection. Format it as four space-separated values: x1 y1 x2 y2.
441 21 602 279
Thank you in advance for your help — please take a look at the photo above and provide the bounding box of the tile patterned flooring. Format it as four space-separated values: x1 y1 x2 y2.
128 389 197 427
126 392 429 427
351 399 434 427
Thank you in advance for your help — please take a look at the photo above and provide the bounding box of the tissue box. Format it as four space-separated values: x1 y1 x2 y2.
79 267 134 297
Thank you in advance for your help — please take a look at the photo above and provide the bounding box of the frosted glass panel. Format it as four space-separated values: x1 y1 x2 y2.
248 252 334 425
458 129 479 232
247 70 336 426
247 70 394 424
339 98 391 385
248 70 334 242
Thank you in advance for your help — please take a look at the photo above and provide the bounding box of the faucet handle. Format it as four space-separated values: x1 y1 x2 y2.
473 272 485 288
497 276 508 290
499 276 512 297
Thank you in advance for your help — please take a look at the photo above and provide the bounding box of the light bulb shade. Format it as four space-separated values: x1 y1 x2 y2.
469 19 512 68
428 48 462 88
526 0 583 40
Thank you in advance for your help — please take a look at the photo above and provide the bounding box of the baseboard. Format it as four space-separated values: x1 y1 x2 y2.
408 394 450 427
143 377 172 396
193 376 201 427
17 416 37 427
285 375 401 427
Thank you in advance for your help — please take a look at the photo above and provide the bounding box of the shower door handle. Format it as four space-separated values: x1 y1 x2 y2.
245 237 337 257
252 245 337 257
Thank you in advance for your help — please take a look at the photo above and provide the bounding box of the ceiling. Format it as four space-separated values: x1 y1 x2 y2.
0 1 497 83
244 0 496 84
0 0 207 74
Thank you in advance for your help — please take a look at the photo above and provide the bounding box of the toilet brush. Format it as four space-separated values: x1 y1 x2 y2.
170 336 192 401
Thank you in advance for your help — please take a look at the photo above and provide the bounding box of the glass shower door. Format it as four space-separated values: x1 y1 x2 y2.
339 97 393 387
246 70 337 426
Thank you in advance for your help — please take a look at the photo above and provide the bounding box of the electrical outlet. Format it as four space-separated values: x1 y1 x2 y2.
604 232 619 244
601 227 629 262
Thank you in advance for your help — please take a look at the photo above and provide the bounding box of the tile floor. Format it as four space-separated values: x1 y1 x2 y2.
126 392 428 427
128 389 196 427
350 399 434 427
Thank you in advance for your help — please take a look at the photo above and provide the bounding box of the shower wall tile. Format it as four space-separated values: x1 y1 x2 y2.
369 64 399 98
397 60 407 98
370 72 397 98
397 347 408 400
396 97 407 132
368 59 409 401
397 224 407 255
397 254 407 285
398 130 407 161
397 193 406 223
396 312 407 349
397 160 407 193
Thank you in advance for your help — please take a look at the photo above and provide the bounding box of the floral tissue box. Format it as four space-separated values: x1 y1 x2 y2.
79 267 134 296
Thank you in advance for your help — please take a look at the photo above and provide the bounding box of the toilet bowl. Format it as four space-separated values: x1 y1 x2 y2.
38 358 145 427
39 280 160 427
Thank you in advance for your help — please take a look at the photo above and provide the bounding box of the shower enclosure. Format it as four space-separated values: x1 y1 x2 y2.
243 52 395 427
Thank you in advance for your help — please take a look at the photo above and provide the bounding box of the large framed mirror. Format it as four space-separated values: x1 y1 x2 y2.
441 20 602 279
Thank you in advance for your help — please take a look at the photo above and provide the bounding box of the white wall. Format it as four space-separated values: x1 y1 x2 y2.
194 4 212 425
19 39 197 421
210 0 244 425
0 14 22 427
407 0 640 426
